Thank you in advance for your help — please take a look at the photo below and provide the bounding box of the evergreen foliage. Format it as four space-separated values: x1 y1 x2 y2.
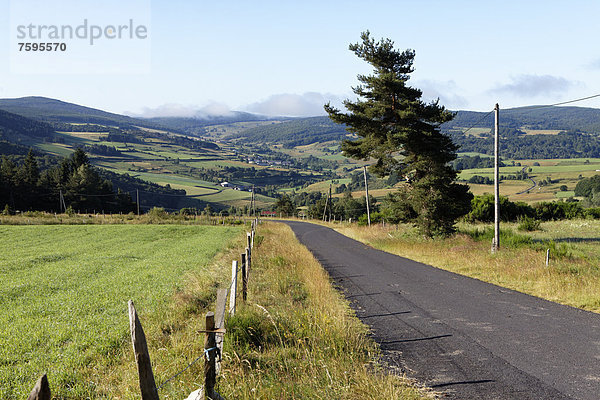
325 32 472 236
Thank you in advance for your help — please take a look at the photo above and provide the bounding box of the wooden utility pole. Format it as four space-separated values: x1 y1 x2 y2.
251 185 256 217
322 189 329 222
136 189 140 216
328 184 332 222
363 166 371 226
59 190 67 213
492 103 500 253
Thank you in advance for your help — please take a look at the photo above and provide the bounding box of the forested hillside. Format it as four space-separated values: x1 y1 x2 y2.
0 109 56 140
451 130 600 159
444 106 600 133
233 116 349 147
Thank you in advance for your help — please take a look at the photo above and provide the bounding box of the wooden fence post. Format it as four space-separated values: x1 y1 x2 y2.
247 232 252 251
215 289 227 376
128 300 160 400
246 247 251 277
27 374 50 400
241 253 247 302
204 312 217 400
229 260 237 315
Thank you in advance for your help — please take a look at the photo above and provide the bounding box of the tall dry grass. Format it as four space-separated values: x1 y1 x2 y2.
87 221 428 399
217 222 429 399
335 223 600 313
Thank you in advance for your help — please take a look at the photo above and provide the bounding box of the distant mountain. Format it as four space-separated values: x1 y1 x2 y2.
146 112 274 135
445 106 600 133
0 97 172 131
233 116 349 147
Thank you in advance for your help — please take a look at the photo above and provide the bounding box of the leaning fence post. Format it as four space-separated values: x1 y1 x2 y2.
128 300 160 400
229 260 238 315
241 253 247 302
27 374 50 400
204 312 217 400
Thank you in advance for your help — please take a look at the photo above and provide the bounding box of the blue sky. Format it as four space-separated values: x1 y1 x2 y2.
1 0 600 117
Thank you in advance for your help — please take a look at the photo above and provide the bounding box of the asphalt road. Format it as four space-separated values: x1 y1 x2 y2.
283 221 600 400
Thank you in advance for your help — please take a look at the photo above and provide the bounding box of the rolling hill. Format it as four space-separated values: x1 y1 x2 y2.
444 106 600 133
232 116 349 147
146 112 274 134
0 97 178 131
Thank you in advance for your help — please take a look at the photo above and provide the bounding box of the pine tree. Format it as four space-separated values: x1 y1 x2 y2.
325 31 472 236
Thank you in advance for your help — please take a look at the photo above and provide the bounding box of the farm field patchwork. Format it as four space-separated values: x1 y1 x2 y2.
0 224 241 399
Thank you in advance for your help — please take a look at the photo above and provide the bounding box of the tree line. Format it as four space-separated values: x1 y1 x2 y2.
1 149 135 213
451 131 600 159
0 148 208 214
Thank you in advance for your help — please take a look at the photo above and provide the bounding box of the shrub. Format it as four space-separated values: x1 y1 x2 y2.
357 211 383 226
465 194 534 222
517 215 541 231
148 207 168 218
534 201 583 221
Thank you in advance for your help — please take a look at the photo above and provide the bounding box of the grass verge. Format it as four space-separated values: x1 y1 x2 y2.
333 221 600 313
216 222 428 399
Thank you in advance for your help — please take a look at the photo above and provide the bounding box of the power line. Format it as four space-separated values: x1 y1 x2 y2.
511 93 600 111
460 109 495 136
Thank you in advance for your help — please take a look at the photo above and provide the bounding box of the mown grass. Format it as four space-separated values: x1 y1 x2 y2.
334 221 600 313
216 222 428 399
0 224 241 399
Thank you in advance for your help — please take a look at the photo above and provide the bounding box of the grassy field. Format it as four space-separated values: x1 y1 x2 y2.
456 158 600 203
215 222 428 398
332 219 600 313
0 224 241 399
0 217 430 398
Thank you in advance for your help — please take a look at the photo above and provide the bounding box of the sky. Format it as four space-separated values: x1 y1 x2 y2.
1 0 600 117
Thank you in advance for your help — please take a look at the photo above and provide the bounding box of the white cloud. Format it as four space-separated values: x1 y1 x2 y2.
244 92 343 117
489 74 577 98
416 80 469 109
588 58 600 69
126 102 233 118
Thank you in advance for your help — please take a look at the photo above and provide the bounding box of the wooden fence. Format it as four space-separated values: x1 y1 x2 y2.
27 218 259 400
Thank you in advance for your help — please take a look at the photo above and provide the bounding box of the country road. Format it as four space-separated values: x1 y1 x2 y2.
283 221 600 400
516 166 537 195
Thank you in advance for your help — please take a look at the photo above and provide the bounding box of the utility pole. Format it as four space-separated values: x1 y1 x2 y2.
59 189 67 213
328 184 332 222
492 103 500 253
251 185 256 217
136 189 140 216
322 188 329 222
363 166 371 226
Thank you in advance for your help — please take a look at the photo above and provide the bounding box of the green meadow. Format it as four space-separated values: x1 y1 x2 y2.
0 224 240 399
